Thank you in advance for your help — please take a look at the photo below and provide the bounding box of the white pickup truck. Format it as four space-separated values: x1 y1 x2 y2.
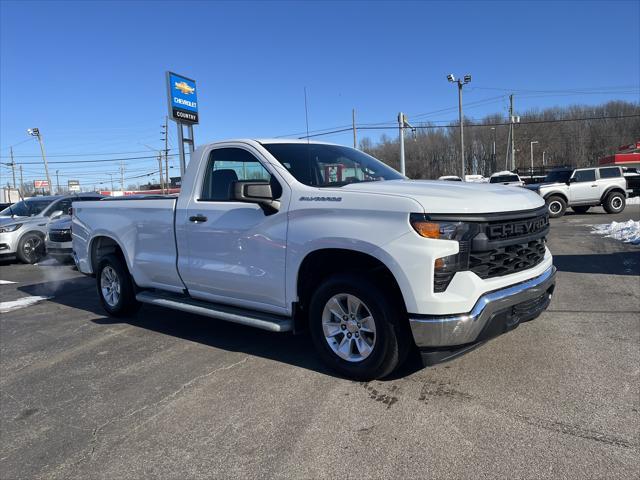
73 139 556 379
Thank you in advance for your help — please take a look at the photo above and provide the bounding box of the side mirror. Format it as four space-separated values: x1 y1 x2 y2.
49 210 64 219
233 181 280 214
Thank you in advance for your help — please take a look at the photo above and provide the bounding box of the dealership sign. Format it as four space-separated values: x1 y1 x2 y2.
34 180 50 189
68 180 80 192
166 71 198 124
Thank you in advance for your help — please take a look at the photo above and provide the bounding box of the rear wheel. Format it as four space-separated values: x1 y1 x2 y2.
96 254 140 317
16 232 45 264
571 205 590 214
546 195 567 218
603 191 625 214
309 273 409 380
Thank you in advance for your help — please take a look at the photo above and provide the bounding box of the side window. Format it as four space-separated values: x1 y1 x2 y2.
49 199 72 216
200 148 272 201
599 167 621 179
573 169 596 183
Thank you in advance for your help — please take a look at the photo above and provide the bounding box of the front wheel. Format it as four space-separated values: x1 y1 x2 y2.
603 191 625 214
309 273 410 380
546 195 567 218
96 254 140 317
16 232 45 264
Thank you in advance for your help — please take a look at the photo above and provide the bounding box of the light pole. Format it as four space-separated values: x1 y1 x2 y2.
27 128 52 195
490 127 496 173
530 141 539 176
447 74 472 180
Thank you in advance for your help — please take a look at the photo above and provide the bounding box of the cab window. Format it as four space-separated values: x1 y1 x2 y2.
598 167 621 179
572 169 596 183
201 148 276 201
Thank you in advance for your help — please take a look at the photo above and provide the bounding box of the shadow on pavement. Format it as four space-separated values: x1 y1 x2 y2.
17 278 425 380
553 251 640 276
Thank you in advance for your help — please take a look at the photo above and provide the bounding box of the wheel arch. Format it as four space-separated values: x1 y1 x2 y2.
89 235 129 274
543 191 568 204
600 186 626 203
294 248 408 331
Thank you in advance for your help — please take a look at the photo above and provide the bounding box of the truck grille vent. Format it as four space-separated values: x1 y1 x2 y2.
469 237 546 279
49 230 71 242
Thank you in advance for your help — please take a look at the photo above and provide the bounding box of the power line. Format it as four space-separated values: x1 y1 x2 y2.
1 154 178 166
296 114 640 139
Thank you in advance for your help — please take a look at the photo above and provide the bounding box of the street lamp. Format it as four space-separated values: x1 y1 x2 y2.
490 127 497 172
447 73 472 179
530 141 539 176
27 128 52 195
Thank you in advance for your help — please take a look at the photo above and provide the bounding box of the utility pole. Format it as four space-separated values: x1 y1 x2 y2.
352 108 357 149
19 165 24 199
109 173 114 193
120 161 125 193
55 170 60 194
447 74 472 179
26 128 52 195
9 147 17 188
157 154 165 193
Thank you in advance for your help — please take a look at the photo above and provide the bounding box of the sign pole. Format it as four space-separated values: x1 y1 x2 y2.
166 71 198 179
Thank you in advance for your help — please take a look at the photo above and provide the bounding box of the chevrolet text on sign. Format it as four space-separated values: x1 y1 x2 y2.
166 71 198 124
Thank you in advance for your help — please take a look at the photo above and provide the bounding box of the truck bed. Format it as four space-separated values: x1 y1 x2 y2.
73 198 184 292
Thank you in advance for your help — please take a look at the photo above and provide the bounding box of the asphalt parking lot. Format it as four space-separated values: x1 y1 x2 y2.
1 206 639 479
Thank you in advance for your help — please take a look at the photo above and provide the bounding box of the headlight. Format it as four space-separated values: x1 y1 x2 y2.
410 216 465 240
0 223 22 233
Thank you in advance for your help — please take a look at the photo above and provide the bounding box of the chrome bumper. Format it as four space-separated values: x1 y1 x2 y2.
409 266 556 348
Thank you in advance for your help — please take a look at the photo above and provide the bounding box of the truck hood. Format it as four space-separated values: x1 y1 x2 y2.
341 179 544 214
0 215 27 226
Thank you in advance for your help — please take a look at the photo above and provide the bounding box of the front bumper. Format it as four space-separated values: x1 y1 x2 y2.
0 230 20 256
409 266 556 349
45 240 73 258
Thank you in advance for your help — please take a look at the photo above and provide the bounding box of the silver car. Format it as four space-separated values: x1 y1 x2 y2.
46 215 73 263
0 193 102 264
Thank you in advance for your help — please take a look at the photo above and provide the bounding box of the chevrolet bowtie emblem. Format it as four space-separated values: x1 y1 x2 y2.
174 81 194 95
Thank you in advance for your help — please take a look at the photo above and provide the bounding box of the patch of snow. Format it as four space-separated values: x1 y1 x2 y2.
591 220 640 245
626 196 640 205
0 280 16 285
0 295 51 313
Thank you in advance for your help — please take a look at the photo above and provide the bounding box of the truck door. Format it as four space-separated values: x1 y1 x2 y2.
175 146 289 315
569 169 598 203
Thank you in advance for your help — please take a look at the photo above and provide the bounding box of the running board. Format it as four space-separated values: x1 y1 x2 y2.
135 291 293 332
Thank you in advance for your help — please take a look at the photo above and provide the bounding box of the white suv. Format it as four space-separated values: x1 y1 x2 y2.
527 166 627 218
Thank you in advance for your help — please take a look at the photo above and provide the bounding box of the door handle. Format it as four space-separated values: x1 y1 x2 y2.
189 215 208 223
591 185 597 187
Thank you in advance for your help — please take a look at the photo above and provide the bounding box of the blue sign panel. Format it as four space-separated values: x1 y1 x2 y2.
167 72 199 124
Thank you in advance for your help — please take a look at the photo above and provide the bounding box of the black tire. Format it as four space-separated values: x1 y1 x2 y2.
16 232 45 264
603 191 626 214
546 195 567 218
95 254 140 317
308 273 410 381
571 205 590 214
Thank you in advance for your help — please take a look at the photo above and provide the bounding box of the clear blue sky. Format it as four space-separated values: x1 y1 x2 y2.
1 0 639 190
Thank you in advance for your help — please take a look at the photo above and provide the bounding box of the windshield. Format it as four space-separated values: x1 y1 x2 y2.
262 143 403 187
0 199 54 217
544 170 572 183
490 175 519 183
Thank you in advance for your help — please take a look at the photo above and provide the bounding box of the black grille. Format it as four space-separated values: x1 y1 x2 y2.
469 237 546 279
49 230 71 242
485 213 549 241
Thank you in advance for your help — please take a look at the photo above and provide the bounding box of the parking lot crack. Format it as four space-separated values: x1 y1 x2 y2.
86 356 250 460
512 413 638 450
